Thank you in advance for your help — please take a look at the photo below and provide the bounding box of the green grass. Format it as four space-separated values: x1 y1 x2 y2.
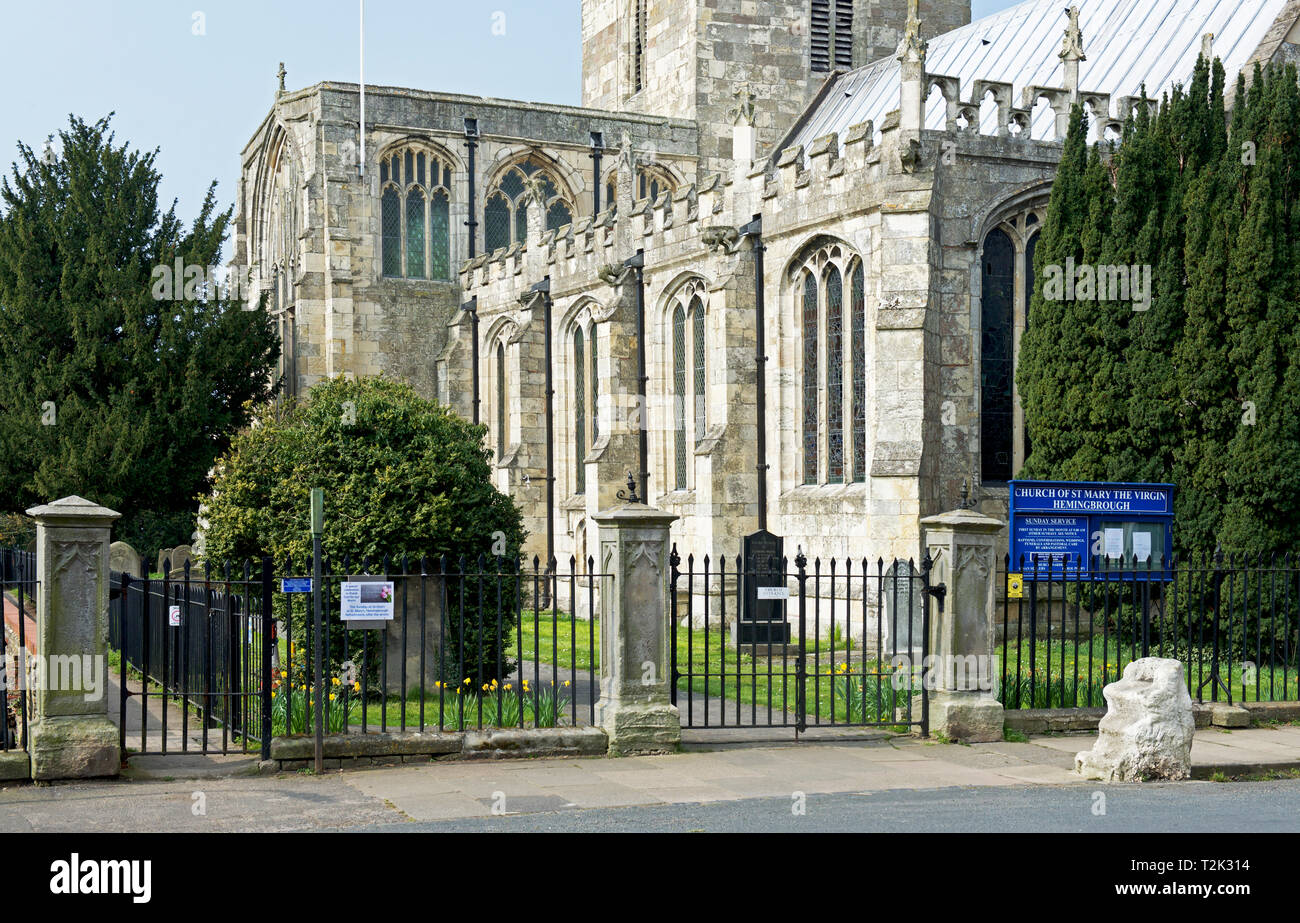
509 611 920 728
996 635 1300 708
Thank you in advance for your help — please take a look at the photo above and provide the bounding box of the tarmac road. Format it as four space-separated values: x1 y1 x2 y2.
338 779 1300 833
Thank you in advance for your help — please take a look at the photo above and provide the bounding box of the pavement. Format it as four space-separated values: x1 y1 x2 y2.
3 723 1300 832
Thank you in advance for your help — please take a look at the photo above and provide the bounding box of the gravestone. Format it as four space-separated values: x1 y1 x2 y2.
165 544 194 579
341 574 442 696
882 559 924 657
733 529 790 647
109 541 142 578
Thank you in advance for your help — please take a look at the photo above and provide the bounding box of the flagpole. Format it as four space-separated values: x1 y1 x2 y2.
359 0 366 178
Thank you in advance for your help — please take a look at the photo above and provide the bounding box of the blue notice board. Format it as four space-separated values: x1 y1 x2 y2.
281 577 313 594
1009 480 1174 581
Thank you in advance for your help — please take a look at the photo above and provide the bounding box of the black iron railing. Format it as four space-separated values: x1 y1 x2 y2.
272 555 603 740
998 552 1300 709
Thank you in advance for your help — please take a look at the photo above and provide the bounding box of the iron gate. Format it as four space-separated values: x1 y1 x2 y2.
110 561 273 758
669 547 932 735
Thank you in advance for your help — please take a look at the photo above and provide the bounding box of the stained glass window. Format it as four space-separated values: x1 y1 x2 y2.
547 200 572 232
826 267 844 483
850 262 866 482
379 146 453 279
430 190 450 281
673 304 687 490
981 228 1015 483
381 187 401 277
484 193 510 252
497 342 507 461
486 161 572 248
692 298 706 442
406 189 426 279
501 170 525 200
802 273 819 484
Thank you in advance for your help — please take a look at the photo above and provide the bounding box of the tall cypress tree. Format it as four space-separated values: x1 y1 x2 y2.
1021 60 1300 557
0 115 279 551
1218 64 1300 553
1019 104 1093 478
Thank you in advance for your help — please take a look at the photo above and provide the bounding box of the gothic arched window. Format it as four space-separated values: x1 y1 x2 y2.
673 303 688 490
664 282 708 494
796 241 865 485
981 228 1015 483
379 144 453 280
574 327 586 495
850 261 866 482
802 272 819 484
496 341 507 461
484 158 574 252
604 164 676 204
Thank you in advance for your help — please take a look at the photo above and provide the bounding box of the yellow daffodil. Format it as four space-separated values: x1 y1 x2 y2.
329 693 336 701
353 681 360 692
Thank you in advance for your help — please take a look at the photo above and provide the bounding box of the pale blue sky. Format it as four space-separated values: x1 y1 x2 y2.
0 0 1015 237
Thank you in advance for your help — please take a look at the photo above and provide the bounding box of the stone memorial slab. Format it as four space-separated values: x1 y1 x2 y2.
735 529 790 646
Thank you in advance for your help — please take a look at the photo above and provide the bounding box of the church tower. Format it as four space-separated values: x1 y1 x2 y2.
581 0 971 173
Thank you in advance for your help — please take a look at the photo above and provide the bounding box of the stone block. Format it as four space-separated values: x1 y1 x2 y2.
30 715 119 781
929 690 1003 743
1075 658 1195 782
0 751 31 781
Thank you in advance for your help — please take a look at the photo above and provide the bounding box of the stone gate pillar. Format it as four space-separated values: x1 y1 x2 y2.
592 502 680 756
26 496 121 780
921 508 1005 742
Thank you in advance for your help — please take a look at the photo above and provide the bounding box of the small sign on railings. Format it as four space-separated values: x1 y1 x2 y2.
756 586 789 600
168 605 181 627
281 578 312 594
340 577 395 625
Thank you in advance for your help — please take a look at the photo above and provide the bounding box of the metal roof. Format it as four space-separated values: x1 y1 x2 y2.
787 0 1288 151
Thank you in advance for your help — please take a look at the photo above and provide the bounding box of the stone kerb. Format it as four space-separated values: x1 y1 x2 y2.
25 496 122 780
592 503 681 756
921 507 1006 742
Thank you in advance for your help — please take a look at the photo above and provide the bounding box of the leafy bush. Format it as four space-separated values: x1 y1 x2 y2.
202 376 526 688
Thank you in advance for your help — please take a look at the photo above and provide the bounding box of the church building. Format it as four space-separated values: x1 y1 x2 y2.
230 0 1300 569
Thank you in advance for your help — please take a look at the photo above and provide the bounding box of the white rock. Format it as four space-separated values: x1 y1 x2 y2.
1075 657 1195 782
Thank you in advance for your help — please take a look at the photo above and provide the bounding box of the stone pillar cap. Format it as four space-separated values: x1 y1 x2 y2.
592 504 679 526
920 508 1004 533
26 495 122 524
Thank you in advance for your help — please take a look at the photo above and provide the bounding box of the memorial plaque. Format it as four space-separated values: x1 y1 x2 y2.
735 530 790 645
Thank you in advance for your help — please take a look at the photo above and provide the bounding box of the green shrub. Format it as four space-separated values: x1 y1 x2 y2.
202 376 526 689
